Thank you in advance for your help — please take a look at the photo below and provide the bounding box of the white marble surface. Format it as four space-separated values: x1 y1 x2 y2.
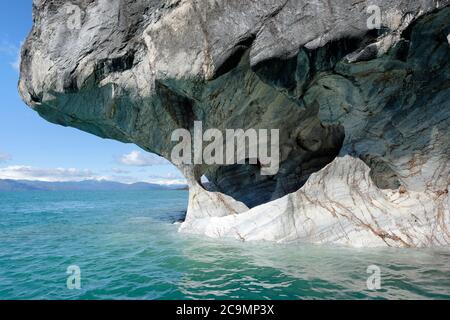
180 156 450 248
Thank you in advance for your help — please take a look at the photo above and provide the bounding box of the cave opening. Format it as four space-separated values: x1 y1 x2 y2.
204 123 345 208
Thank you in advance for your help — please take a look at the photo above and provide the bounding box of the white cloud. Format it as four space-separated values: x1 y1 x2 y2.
146 173 187 186
119 150 169 166
10 53 20 72
0 166 97 182
0 153 11 162
91 174 136 184
0 165 186 186
146 178 187 186
0 40 22 72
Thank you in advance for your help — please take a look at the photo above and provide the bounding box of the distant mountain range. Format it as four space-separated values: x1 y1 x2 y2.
0 179 187 192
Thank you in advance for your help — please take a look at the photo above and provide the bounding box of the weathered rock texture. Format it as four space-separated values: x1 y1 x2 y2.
19 0 450 247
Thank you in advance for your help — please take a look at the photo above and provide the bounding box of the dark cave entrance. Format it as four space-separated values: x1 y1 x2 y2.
204 123 345 208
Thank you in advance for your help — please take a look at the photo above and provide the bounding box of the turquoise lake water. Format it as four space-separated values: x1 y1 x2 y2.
0 190 449 300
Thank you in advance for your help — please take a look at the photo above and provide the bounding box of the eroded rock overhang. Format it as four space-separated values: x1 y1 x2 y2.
19 0 450 247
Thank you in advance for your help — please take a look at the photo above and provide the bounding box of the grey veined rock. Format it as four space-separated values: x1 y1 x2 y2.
19 0 450 247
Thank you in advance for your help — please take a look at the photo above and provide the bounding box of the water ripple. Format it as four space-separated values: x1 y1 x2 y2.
0 190 449 300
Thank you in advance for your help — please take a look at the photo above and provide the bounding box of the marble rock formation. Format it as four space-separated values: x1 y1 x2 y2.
19 0 450 247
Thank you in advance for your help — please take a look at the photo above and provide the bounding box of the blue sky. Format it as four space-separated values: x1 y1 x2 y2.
0 0 184 185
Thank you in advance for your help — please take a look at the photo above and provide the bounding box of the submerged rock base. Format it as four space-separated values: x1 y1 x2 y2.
180 156 449 247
